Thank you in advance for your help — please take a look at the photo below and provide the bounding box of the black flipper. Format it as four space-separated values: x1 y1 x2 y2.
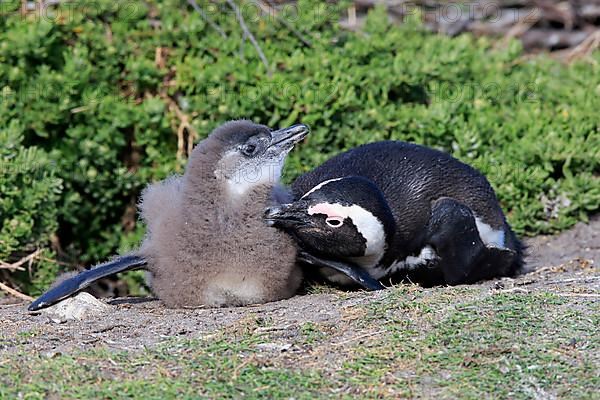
28 255 147 311
298 250 385 291
426 197 517 285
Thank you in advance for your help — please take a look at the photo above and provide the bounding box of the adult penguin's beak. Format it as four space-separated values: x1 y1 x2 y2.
264 203 310 228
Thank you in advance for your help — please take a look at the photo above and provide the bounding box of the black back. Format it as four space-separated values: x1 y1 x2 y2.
292 141 510 259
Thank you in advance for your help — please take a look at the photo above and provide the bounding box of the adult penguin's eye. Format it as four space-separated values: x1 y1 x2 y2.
326 217 344 228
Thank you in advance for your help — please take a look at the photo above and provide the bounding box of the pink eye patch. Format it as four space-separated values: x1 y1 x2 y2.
307 203 343 219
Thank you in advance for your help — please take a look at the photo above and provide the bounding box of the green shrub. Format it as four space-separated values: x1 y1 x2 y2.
0 1 598 294
0 121 61 294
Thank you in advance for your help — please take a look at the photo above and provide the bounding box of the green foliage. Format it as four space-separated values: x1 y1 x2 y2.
0 1 598 294
0 121 61 294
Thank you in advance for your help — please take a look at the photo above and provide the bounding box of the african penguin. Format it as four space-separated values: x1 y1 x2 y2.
266 140 524 287
29 121 308 311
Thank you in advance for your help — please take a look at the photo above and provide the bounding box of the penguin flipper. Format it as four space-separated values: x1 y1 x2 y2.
28 255 147 311
427 197 518 285
297 251 385 291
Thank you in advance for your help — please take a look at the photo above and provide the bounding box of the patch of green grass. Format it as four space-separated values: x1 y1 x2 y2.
1 336 327 399
300 322 328 345
2 287 597 399
15 330 37 339
343 289 599 399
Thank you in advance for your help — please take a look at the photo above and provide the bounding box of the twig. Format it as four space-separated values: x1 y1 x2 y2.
254 324 293 333
494 287 530 294
231 354 256 380
92 324 127 334
494 10 540 49
544 276 600 285
258 0 313 48
0 249 43 272
0 261 24 272
566 30 600 63
516 275 600 287
348 5 357 27
187 0 227 38
158 93 198 159
226 0 273 77
155 47 167 69
0 281 33 301
332 329 386 347
555 293 600 298
152 47 198 160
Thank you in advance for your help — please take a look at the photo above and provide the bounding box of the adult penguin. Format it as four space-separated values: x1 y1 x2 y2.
266 141 524 287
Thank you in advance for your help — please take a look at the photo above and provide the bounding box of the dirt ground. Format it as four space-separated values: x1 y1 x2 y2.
0 215 598 355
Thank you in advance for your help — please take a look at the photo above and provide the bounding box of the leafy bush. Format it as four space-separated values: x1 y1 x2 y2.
0 0 598 295
0 121 61 294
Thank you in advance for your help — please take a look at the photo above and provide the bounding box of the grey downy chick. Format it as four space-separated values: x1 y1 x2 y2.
29 121 308 311
139 120 306 307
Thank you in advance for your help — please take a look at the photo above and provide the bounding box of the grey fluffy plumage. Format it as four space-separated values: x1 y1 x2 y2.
27 120 307 312
138 120 303 307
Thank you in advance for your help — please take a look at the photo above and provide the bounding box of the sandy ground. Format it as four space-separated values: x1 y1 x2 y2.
524 214 599 270
1 215 598 355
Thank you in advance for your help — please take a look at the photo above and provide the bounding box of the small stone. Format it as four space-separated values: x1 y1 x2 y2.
41 292 110 322
43 350 62 358
256 342 292 352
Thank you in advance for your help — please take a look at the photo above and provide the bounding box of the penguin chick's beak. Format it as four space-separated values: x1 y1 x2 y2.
269 124 309 153
264 204 309 228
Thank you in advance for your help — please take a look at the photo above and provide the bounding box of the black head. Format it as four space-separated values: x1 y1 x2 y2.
208 120 309 196
265 176 395 260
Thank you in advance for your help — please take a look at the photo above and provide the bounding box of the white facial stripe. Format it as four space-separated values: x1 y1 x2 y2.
307 202 386 258
301 178 344 199
475 217 505 248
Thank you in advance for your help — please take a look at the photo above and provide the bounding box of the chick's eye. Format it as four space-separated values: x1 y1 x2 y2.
242 144 257 156
326 217 343 228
